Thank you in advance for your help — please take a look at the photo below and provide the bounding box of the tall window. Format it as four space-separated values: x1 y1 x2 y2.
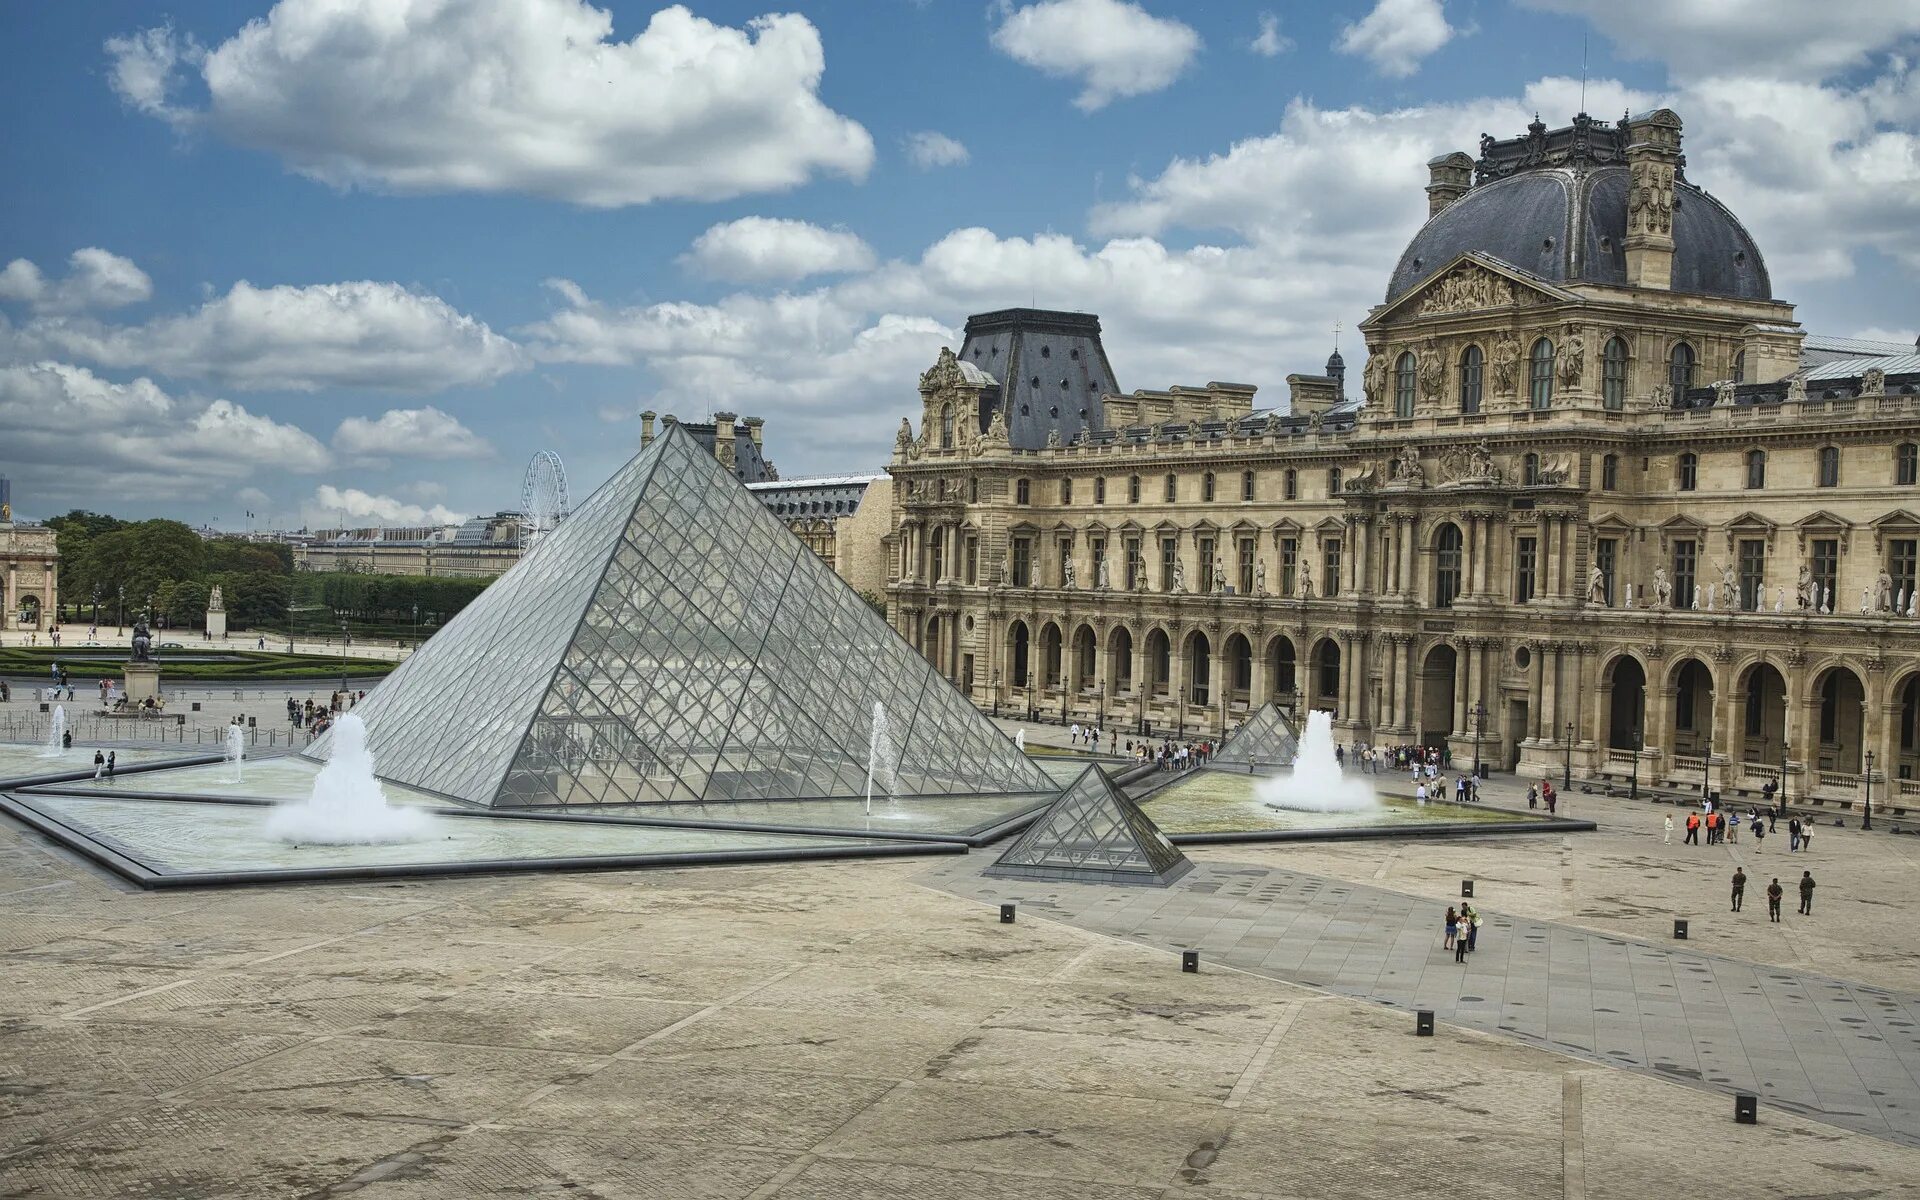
1197 536 1216 593
939 402 954 449
1163 473 1177 502
1056 537 1074 588
1601 454 1618 490
1241 470 1255 502
1733 348 1746 384
1016 478 1031 505
1433 523 1463 608
1595 538 1617 606
1820 674 1841 743
1094 476 1106 504
1279 536 1298 596
1891 539 1918 607
928 529 945 582
969 476 980 502
1327 467 1342 495
1202 472 1216 502
1059 478 1072 504
1011 537 1032 587
1673 539 1697 608
1523 453 1540 486
1514 536 1537 602
1317 642 1340 701
1128 474 1142 503
1669 342 1696 396
1458 345 1483 414
1284 469 1298 500
1811 539 1838 608
1395 351 1416 418
1159 536 1177 591
1818 446 1840 487
1602 337 1628 410
964 537 978 585
1237 536 1255 593
1529 338 1556 409
1898 444 1919 486
1738 538 1765 611
1677 452 1698 491
1124 536 1143 590
1089 536 1105 587
1322 538 1342 597
1745 450 1766 489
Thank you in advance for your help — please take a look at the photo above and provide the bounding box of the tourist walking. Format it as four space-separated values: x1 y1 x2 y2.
1788 817 1801 852
1663 814 1673 844
1799 822 1814 853
1527 784 1538 809
1728 811 1740 843
1767 878 1783 921
92 750 104 780
1467 907 1482 952
1444 906 1457 950
1731 867 1746 912
1798 870 1816 915
1752 820 1765 852
1455 919 1469 962
1684 812 1700 845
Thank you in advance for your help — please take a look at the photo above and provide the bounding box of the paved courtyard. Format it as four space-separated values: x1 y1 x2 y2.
5 774 1920 1197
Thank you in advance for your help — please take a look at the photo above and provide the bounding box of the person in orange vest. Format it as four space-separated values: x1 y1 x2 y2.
1684 811 1701 845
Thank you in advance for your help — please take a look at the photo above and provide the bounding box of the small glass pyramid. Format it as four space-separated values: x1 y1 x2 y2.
307 424 1056 809
987 764 1192 887
1211 702 1300 770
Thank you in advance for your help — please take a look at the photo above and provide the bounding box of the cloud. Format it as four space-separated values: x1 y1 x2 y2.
11 279 526 392
680 217 876 284
904 131 970 169
333 406 495 462
104 0 873 208
1249 12 1291 58
0 361 329 508
1517 0 1920 77
234 486 271 510
309 484 464 528
0 249 153 313
989 0 1202 112
1336 0 1454 78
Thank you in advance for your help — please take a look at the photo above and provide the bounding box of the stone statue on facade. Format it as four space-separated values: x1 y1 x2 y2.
1298 560 1314 600
1713 379 1736 407
1212 562 1228 595
1418 339 1444 398
1559 333 1585 386
1705 583 1717 611
1774 584 1785 614
1863 367 1887 397
1909 590 1917 618
1363 352 1387 405
1647 383 1671 411
983 404 1009 448
1391 447 1425 487
1586 565 1606 605
1691 584 1701 611
1062 559 1077 589
1492 333 1519 394
1796 563 1814 610
1170 561 1187 594
895 417 913 456
1653 566 1672 608
1787 375 1807 404
1721 562 1737 607
1045 427 1061 450
1264 411 1282 436
1254 559 1267 595
1095 557 1111 590
1876 569 1894 612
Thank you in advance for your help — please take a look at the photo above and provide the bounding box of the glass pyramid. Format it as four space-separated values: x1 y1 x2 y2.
307 424 1056 809
1211 702 1299 770
987 764 1192 887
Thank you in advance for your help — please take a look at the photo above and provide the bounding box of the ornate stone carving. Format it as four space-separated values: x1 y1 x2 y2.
1343 464 1378 493
1628 161 1675 236
1414 263 1520 315
1437 439 1500 486
1863 367 1887 397
1786 375 1807 404
1418 338 1444 398
1363 351 1387 406
1045 427 1061 449
1491 332 1520 395
1559 332 1585 386
895 417 913 456
1390 445 1426 488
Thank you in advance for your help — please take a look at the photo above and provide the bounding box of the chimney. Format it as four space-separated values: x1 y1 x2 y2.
1623 109 1683 290
639 410 657 447
712 411 738 469
1425 152 1474 219
741 415 765 451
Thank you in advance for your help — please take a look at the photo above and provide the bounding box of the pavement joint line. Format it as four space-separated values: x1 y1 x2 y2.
0 879 72 899
1562 1071 1586 1200
742 1151 816 1199
1045 941 1106 980
1223 998 1306 1109
58 976 196 1019
1371 848 1400 881
611 964 808 1059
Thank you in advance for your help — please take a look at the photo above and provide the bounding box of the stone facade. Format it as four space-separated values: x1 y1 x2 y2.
749 475 895 601
0 481 58 631
884 110 1920 805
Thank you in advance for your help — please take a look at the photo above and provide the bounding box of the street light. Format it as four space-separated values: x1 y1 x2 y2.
1629 722 1642 800
1864 749 1875 831
1470 701 1486 780
1026 666 1036 723
990 669 1000 719
1563 720 1574 790
411 603 419 649
1701 736 1713 805
116 585 124 633
339 619 350 693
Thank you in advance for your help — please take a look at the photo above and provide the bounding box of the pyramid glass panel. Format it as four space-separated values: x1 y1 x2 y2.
313 424 1055 809
1211 702 1300 769
987 765 1192 887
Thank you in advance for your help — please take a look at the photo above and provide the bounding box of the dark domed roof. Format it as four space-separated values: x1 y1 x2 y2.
1387 118 1771 304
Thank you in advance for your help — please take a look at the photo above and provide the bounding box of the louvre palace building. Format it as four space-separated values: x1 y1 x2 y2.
883 109 1920 803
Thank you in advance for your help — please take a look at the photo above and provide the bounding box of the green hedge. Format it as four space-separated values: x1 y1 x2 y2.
0 647 396 682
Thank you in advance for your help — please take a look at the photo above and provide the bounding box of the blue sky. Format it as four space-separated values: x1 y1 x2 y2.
2 0 1917 528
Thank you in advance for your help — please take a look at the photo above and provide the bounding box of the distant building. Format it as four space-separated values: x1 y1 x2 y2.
0 478 59 630
639 410 777 482
292 512 527 577
748 474 895 599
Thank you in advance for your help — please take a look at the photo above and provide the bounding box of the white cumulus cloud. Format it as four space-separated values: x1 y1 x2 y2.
1518 0 1920 77
1250 12 1291 58
1336 0 1455 78
12 279 526 392
904 131 971 170
990 0 1202 112
104 0 874 208
333 406 495 462
680 217 877 284
0 249 153 313
310 485 464 528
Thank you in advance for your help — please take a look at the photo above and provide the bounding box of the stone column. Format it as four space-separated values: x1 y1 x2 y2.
1354 634 1369 730
1542 645 1561 740
1453 643 1470 736
1571 645 1589 745
1529 647 1545 739
1359 519 1374 592
1400 518 1418 600
1464 639 1482 731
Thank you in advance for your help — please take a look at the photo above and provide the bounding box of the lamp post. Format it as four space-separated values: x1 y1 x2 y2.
339 619 350 692
116 585 124 634
990 669 999 719
1563 720 1574 790
1630 722 1642 800
90 587 99 627
1864 749 1875 831
1098 684 1107 735
1026 666 1036 724
411 603 419 649
1701 737 1713 805
1470 701 1486 780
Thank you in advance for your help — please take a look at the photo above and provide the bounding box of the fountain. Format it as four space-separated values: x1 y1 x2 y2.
265 714 431 844
225 724 246 784
865 701 900 816
40 706 66 758
1254 709 1379 814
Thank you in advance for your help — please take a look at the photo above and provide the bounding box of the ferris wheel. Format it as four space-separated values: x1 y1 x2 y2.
520 450 570 547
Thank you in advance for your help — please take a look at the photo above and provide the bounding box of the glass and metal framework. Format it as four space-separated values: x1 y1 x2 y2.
1210 702 1301 770
986 764 1192 886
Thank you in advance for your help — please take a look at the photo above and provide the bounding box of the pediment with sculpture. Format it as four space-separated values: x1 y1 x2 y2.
1372 253 1574 325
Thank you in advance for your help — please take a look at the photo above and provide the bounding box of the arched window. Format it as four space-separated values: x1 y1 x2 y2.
1163 473 1177 503
1458 345 1483 414
1733 348 1747 384
1601 454 1618 490
1897 444 1918 487
1669 342 1696 396
1009 622 1030 685
1202 472 1216 502
1327 467 1342 494
1316 641 1340 702
1241 470 1255 502
1128 474 1141 503
1746 450 1766 490
939 402 954 449
1523 453 1540 486
1394 352 1416 418
1433 523 1463 608
1677 452 1698 491
1602 337 1628 410
1529 339 1555 409
1094 476 1107 504
1818 446 1840 487
1284 469 1298 500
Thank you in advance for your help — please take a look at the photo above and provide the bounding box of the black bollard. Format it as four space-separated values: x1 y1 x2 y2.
1674 918 1689 940
1734 1093 1757 1124
1416 1010 1435 1037
999 903 1016 925
1181 950 1199 973
1461 880 1474 898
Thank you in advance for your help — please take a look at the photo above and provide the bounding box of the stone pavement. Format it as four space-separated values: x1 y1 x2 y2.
924 847 1920 1147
